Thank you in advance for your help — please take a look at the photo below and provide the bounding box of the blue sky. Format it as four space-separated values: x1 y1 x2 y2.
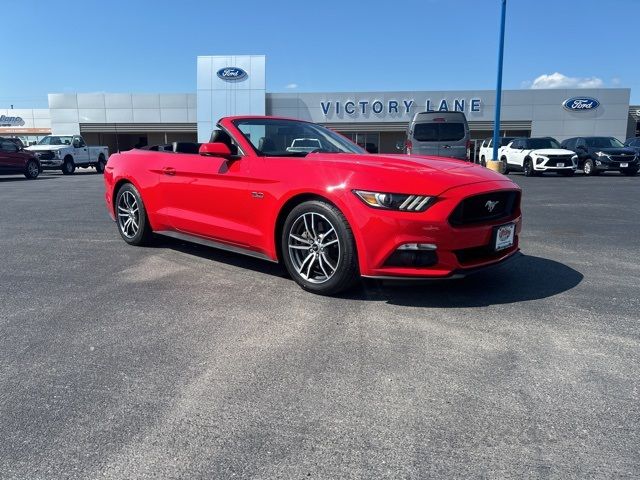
2 0 637 107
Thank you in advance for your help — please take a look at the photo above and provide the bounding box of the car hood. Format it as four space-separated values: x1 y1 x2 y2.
26 145 68 152
591 147 637 156
306 153 518 195
531 148 575 156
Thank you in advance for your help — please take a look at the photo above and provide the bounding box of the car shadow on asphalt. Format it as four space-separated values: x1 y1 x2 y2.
0 176 60 183
354 254 583 307
156 237 583 307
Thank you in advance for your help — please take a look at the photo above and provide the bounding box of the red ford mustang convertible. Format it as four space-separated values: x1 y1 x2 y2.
104 116 521 295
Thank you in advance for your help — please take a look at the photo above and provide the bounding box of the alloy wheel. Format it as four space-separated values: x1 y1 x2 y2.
27 161 39 177
287 212 341 284
117 191 140 238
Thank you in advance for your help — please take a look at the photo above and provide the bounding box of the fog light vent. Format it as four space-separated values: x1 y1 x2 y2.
384 244 438 267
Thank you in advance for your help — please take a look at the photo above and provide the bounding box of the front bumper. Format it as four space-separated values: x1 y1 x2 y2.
594 158 639 171
349 180 522 278
533 158 576 171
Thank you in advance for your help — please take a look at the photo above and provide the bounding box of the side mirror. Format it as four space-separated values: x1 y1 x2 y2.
199 142 232 158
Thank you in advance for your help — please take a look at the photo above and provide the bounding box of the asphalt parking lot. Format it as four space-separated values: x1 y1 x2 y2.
1 169 638 479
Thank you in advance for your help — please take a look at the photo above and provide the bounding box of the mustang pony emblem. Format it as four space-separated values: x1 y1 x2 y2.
485 200 499 212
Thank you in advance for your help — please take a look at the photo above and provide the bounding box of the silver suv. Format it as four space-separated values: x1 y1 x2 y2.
406 111 470 160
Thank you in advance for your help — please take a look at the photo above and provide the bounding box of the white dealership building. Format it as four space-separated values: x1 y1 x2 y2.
2 55 638 155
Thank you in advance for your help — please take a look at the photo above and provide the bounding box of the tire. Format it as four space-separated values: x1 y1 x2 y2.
96 155 106 174
115 183 153 246
480 156 486 167
622 168 638 176
281 200 358 295
24 159 40 179
61 156 75 175
501 157 509 174
523 159 535 177
583 159 596 176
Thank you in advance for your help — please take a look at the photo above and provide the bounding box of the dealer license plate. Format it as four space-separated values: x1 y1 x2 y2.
494 223 515 251
557 162 565 167
620 162 629 168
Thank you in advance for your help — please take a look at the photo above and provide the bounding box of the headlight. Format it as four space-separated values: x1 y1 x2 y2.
595 151 610 159
535 155 547 164
353 190 434 212
55 150 61 158
571 155 578 163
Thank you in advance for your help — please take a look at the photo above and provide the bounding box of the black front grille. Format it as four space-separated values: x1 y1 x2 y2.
36 151 55 160
384 250 438 268
449 191 520 227
545 155 573 167
610 154 636 163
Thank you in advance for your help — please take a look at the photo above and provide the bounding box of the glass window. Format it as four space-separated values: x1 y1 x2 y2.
233 118 365 157
500 137 515 147
526 138 561 149
37 135 74 146
584 137 624 148
413 123 438 142
1 140 18 152
74 136 86 147
413 123 465 142
439 123 465 141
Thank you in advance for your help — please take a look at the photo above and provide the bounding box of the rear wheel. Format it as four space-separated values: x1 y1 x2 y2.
115 183 153 246
480 155 486 167
96 155 106 174
24 159 40 179
281 200 358 295
61 156 75 175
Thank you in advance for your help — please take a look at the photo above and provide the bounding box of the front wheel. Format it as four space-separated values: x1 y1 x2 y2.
115 183 153 246
281 200 358 295
61 157 75 175
523 159 536 177
24 159 40 179
583 159 596 176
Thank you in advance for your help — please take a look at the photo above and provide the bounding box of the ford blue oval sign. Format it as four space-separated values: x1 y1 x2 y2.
562 96 600 111
216 67 248 81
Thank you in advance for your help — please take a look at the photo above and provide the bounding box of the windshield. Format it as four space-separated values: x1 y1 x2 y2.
584 137 624 148
37 136 73 146
232 118 365 157
500 137 515 147
528 138 560 149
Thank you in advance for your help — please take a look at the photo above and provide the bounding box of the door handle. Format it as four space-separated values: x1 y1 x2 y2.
163 167 176 176
442 145 452 149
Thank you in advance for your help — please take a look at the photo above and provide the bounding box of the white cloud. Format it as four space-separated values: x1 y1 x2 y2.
526 72 604 89
285 83 298 89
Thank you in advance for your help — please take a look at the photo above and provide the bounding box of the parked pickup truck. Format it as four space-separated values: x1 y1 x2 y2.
26 135 109 174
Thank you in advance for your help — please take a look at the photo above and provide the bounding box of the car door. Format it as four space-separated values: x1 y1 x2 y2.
73 136 89 165
160 148 256 247
505 140 521 168
574 138 588 165
0 139 24 173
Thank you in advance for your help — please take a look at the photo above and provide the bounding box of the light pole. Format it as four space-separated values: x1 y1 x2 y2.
488 0 507 172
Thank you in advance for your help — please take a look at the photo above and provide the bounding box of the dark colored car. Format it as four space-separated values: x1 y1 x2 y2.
561 136 638 176
0 137 41 179
623 137 640 156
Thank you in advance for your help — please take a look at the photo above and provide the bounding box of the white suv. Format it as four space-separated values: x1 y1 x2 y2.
478 137 514 166
500 137 577 176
